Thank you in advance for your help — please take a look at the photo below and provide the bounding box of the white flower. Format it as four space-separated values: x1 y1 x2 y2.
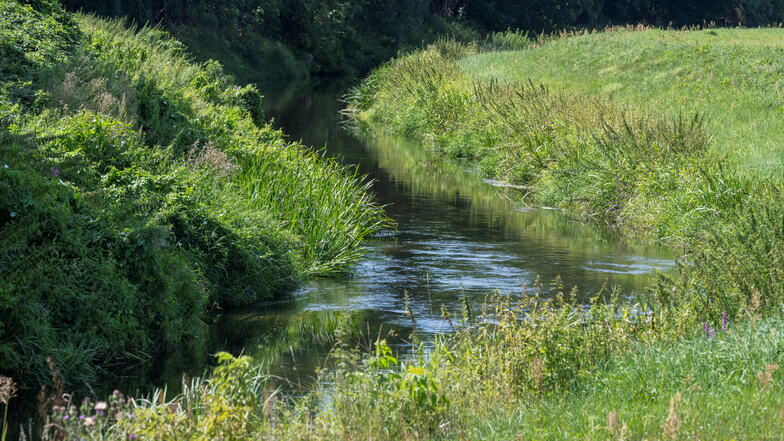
9 212 16 218
2 164 7 169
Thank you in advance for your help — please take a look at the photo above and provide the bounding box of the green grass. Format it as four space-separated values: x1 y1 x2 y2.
0 0 385 387
23 293 784 440
345 25 784 343
348 29 784 245
460 27 784 179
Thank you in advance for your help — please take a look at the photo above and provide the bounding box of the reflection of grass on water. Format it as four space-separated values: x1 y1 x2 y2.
365 128 671 252
241 310 371 382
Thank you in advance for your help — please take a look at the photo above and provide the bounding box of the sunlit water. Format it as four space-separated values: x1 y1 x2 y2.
208 84 674 388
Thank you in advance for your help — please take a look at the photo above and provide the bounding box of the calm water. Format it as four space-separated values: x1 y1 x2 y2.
9 84 674 432
208 84 674 387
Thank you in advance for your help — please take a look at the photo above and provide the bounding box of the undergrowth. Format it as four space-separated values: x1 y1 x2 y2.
8 283 784 440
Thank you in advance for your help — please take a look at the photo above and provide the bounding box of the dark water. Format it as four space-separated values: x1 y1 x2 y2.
208 84 674 387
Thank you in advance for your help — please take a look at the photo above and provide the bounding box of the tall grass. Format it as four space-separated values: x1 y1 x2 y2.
77 15 389 277
347 29 784 326
333 32 784 438
347 43 766 246
23 287 784 440
1 2 386 387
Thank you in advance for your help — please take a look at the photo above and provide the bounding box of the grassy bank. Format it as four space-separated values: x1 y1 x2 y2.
346 24 784 335
11 288 784 440
0 0 385 387
461 28 784 180
348 29 784 244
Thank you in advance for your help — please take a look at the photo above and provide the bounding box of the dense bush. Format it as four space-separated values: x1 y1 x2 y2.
0 0 385 387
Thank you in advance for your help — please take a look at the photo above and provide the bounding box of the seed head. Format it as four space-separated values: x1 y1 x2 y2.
0 376 16 404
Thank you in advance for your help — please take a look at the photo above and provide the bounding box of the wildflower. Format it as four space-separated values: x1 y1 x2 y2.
49 167 61 176
129 435 137 440
95 401 108 415
84 416 95 427
704 321 710 338
63 414 70 420
9 212 16 218
721 311 728 333
2 164 8 168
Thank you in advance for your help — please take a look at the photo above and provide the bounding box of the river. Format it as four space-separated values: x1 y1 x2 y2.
207 84 674 389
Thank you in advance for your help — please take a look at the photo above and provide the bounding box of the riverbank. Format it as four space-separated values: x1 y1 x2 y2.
6 4 784 438
18 292 784 440
349 29 784 243
0 0 385 388
347 27 784 317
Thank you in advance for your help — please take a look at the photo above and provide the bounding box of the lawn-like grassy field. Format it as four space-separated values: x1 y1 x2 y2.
461 28 784 179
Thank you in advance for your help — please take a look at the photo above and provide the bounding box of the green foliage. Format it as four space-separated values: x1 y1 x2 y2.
348 25 784 357
60 0 471 85
348 46 745 244
0 1 385 387
320 339 450 438
31 299 784 440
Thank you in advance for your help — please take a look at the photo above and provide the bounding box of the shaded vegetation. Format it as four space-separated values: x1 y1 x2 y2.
0 0 385 387
61 0 476 85
58 1 784 86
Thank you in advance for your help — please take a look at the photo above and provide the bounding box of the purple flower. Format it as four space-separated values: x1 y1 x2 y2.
63 415 70 420
704 321 710 338
79 415 85 420
721 311 728 333
709 328 716 339
49 167 60 176
129 434 137 440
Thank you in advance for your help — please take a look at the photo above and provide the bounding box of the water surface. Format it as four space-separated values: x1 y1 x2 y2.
210 85 674 386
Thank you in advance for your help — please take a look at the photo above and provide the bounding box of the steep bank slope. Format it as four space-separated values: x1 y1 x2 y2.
0 0 384 386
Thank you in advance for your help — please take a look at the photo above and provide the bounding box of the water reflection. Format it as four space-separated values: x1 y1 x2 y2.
207 84 675 386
